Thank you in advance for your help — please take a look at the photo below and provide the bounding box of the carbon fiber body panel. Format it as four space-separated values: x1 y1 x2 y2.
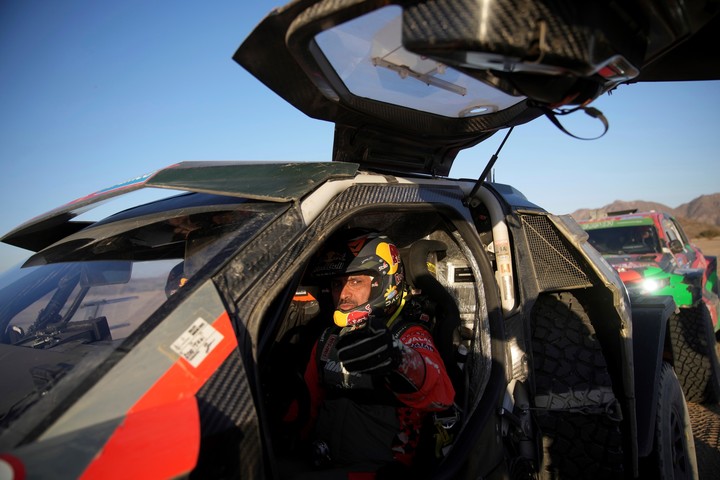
193 351 262 478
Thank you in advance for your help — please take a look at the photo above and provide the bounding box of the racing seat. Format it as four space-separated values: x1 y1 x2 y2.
404 240 463 381
403 239 467 462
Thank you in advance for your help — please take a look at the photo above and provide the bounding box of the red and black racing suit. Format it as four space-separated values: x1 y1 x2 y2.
302 314 455 475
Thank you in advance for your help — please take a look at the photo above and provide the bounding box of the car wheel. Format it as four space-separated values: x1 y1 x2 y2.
669 305 720 404
531 292 625 479
639 362 698 480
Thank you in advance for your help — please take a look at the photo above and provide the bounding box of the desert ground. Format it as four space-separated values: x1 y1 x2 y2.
688 236 720 477
693 237 720 258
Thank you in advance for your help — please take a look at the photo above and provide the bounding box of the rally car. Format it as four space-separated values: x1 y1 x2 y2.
0 163 684 480
2 0 720 479
580 210 720 404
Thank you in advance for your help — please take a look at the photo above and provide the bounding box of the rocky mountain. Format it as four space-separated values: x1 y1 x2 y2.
570 193 720 239
674 194 720 226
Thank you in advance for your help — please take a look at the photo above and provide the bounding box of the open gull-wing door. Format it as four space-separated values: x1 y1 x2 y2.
234 0 719 176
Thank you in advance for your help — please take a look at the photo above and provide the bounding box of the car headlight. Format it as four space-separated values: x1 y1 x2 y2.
628 276 670 294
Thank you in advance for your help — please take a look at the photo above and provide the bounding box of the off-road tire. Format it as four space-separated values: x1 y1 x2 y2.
669 305 720 404
531 292 624 479
639 362 698 480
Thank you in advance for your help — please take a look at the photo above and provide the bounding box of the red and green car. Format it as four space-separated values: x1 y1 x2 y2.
580 210 720 403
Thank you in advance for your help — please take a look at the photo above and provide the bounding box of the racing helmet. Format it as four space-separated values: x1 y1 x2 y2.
311 231 405 328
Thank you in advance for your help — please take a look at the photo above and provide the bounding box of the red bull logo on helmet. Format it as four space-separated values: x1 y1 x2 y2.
333 306 371 328
375 241 399 275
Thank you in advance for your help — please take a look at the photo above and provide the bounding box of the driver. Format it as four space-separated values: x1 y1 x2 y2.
295 230 455 477
640 227 656 249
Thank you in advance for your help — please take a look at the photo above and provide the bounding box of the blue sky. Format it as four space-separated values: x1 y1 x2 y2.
1 1 719 272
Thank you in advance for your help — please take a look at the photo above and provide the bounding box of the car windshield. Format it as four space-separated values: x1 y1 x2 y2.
0 192 285 430
585 225 661 255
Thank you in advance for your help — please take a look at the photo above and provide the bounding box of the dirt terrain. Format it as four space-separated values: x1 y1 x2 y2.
689 401 720 478
692 237 720 258
680 237 719 475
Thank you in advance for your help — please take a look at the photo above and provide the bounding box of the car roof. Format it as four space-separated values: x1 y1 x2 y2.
579 211 664 229
234 0 720 177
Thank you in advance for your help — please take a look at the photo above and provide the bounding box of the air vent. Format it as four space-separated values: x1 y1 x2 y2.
521 215 592 291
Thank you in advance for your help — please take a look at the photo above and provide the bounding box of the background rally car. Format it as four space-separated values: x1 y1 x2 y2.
2 0 720 479
580 210 720 404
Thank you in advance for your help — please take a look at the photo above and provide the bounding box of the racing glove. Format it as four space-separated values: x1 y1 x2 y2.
336 318 401 374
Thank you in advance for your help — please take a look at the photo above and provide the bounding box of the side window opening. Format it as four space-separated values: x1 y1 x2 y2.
669 218 690 245
258 276 324 455
258 209 487 473
663 219 681 244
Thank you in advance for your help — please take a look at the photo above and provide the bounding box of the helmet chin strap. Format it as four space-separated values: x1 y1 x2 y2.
385 289 409 330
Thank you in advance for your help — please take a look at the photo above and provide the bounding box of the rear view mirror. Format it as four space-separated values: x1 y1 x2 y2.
668 239 685 254
80 261 132 287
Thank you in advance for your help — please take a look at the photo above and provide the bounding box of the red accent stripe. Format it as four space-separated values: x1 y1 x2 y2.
80 312 238 479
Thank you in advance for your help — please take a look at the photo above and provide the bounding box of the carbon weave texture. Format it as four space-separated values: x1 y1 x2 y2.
238 184 465 316
403 0 594 68
218 207 304 306
197 350 255 433
194 350 262 478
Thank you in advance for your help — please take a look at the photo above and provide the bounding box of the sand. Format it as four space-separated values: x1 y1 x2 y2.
692 237 720 258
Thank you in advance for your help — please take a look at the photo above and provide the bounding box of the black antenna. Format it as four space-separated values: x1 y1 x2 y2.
465 127 514 204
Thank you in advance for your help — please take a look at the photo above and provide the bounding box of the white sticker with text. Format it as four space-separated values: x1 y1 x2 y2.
170 317 224 368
